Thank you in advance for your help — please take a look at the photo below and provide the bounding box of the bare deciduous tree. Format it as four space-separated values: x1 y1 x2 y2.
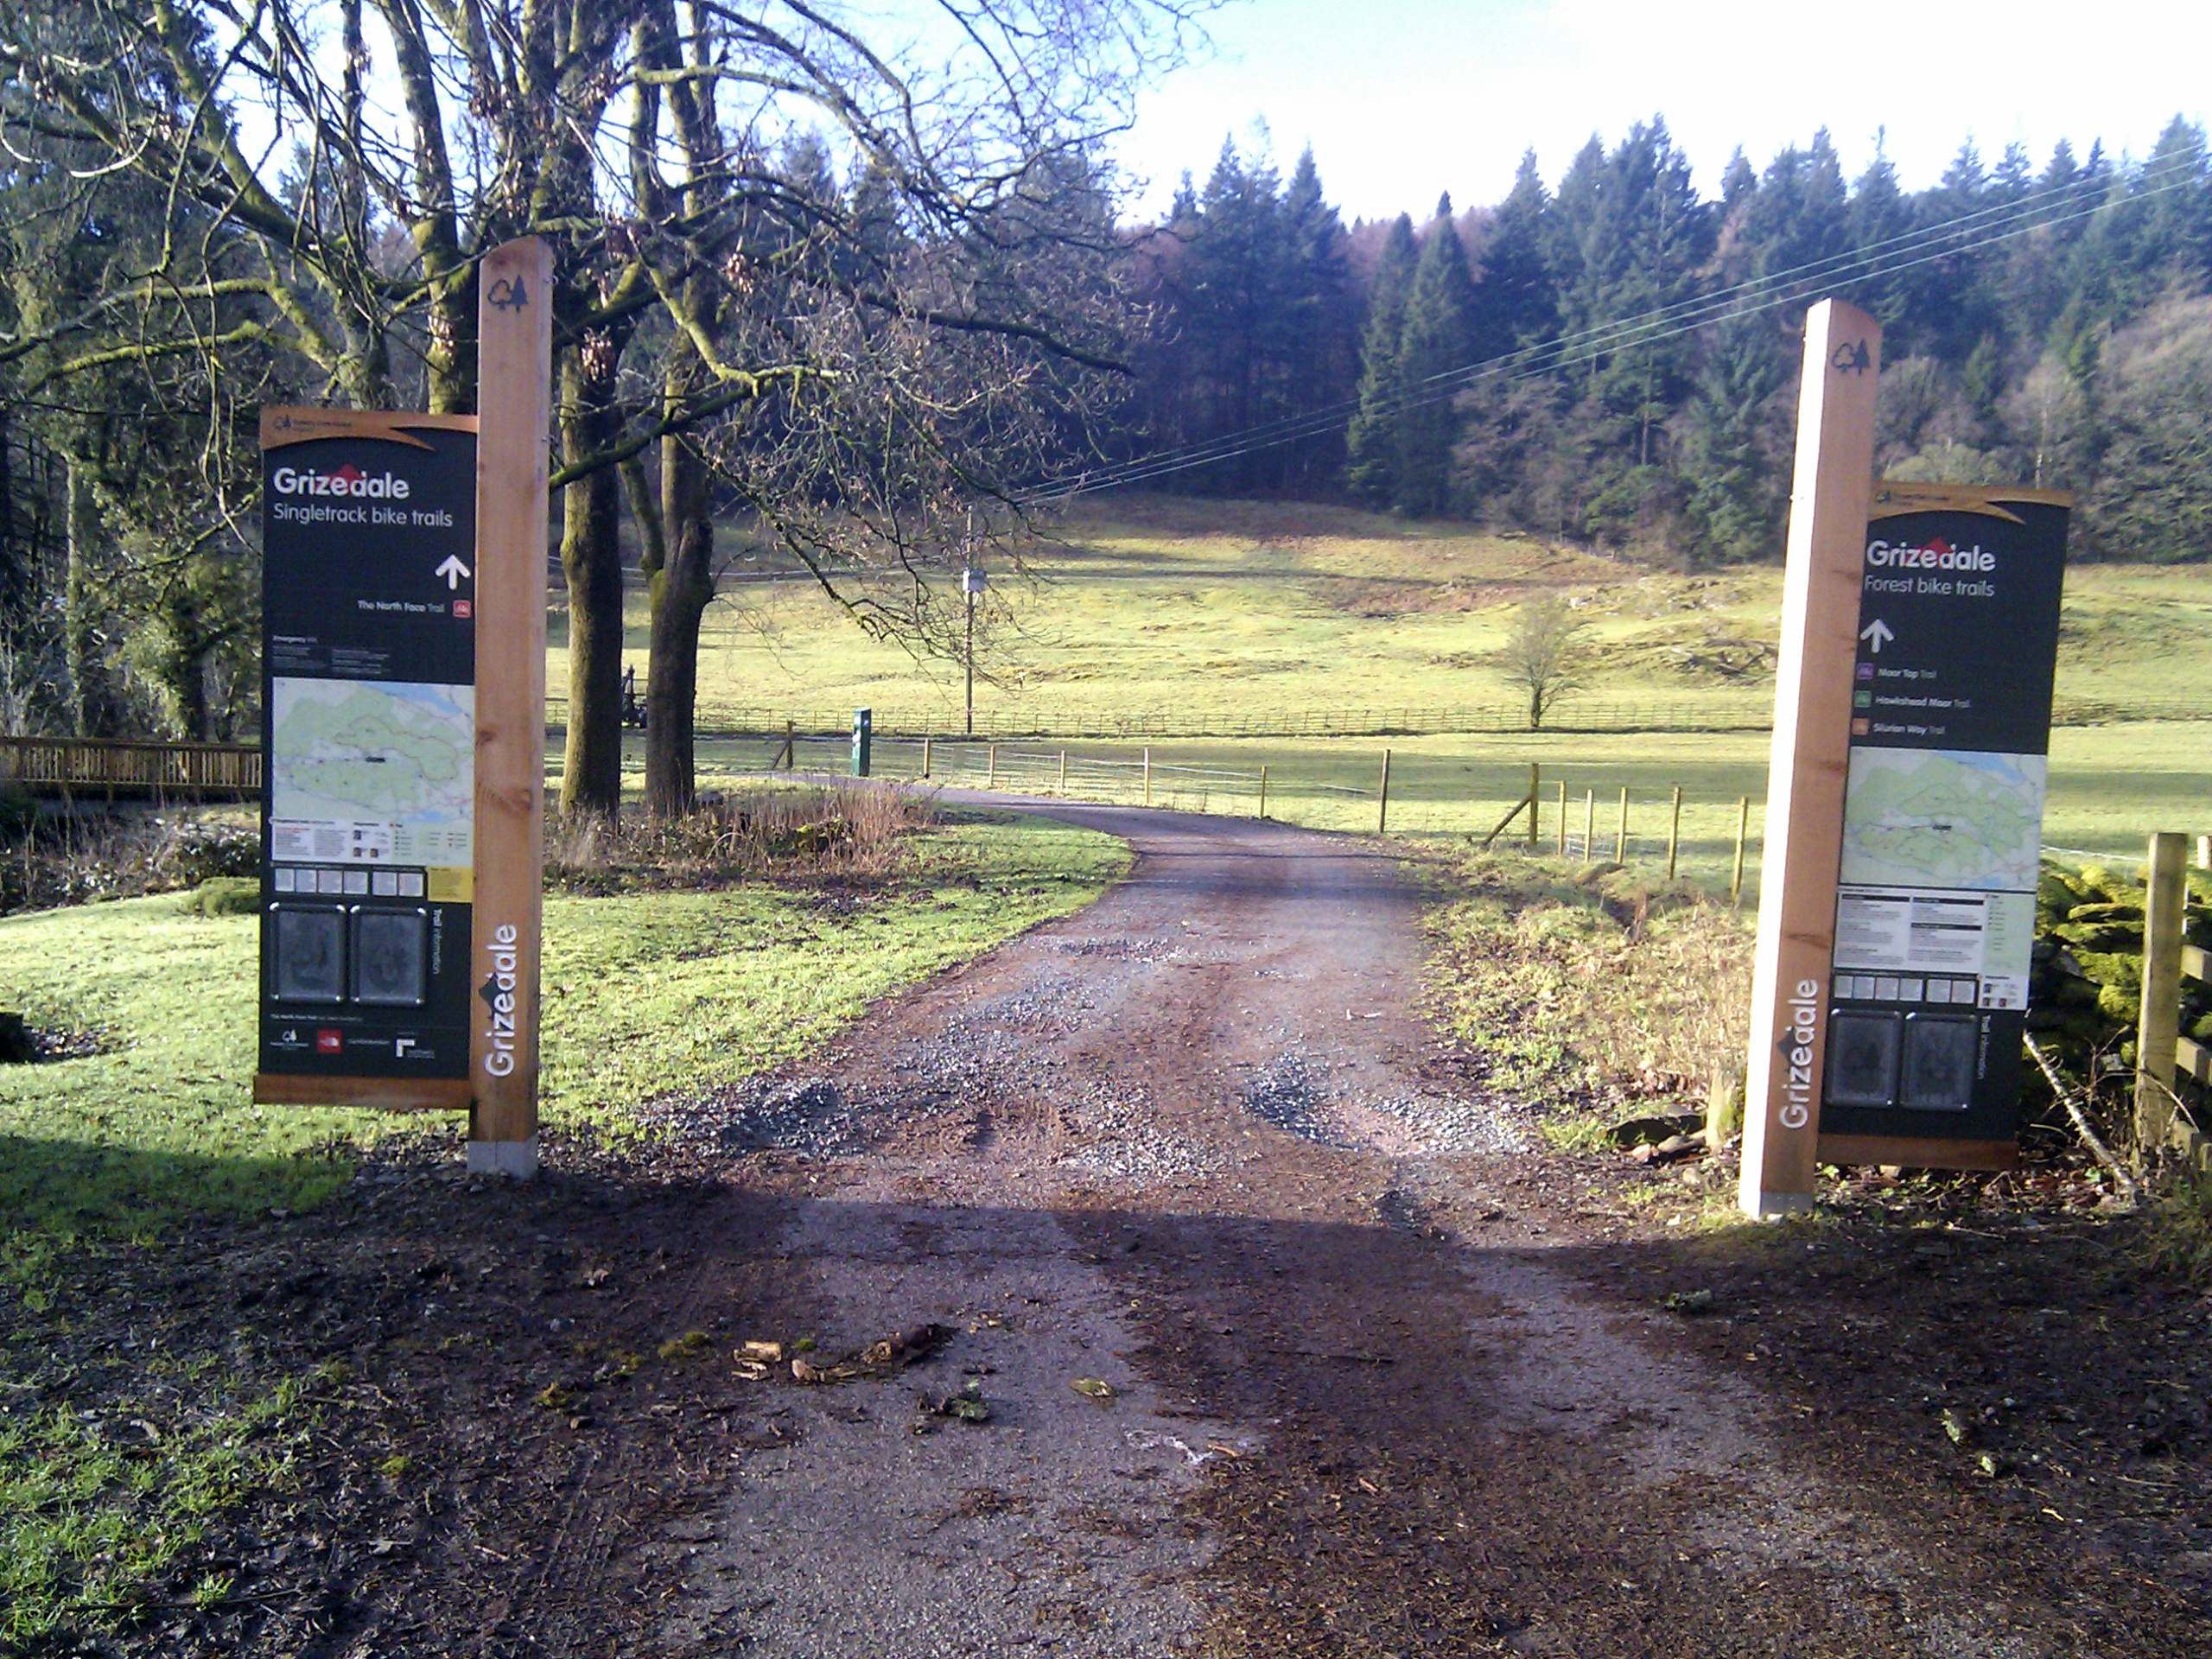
1499 591 1589 731
2 0 1212 806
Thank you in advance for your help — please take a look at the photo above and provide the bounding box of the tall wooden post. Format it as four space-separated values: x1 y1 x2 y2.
2137 831 2188 1154
1666 785 1682 880
1058 748 1069 794
1554 781 1567 855
468 237 553 1179
1377 748 1392 833
1258 764 1268 819
922 734 932 779
1615 786 1629 861
1581 789 1595 861
1527 763 1540 850
1731 798 1751 902
1143 747 1152 805
1739 299 1882 1219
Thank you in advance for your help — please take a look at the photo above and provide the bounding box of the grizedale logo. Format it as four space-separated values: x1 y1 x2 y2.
480 923 521 1077
270 461 413 500
1864 535 1994 572
1777 976 1820 1128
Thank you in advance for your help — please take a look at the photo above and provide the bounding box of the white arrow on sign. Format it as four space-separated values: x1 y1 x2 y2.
1859 618 1894 653
435 555 472 590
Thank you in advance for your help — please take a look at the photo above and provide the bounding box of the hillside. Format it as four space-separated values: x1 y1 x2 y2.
550 494 2212 735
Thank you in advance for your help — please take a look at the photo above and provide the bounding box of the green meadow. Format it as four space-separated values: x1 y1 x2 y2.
550 493 2212 734
0 812 1126 1236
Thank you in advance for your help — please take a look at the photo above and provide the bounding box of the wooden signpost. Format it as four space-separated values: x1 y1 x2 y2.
1742 299 2071 1217
466 237 553 1179
254 237 551 1180
1739 300 1883 1218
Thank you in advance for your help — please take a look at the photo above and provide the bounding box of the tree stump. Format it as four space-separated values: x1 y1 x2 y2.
0 1012 35 1065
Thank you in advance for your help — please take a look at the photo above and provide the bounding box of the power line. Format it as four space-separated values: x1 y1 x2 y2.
1041 156 2176 498
1030 155 2197 502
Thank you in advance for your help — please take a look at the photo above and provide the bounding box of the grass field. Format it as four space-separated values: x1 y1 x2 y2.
548 493 2212 734
681 717 2207 897
0 810 1127 1237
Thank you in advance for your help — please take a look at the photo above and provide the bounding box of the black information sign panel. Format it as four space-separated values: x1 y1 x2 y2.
1821 483 2069 1144
256 410 478 1092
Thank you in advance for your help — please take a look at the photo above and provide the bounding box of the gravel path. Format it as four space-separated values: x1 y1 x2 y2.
642 797 2138 1656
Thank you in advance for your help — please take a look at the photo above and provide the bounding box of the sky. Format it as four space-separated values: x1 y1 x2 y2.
1116 0 2212 221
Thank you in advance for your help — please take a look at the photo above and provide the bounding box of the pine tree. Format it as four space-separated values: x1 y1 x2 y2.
1393 213 1478 514
1544 136 1606 319
1845 138 1914 342
1471 151 1555 353
1281 147 1358 488
1184 137 1289 490
1993 141 2034 203
1553 119 1712 542
1344 213 1417 504
1719 147 1758 213
1940 139 1988 208
1743 129 1848 285
2133 117 2212 284
1681 315 1788 564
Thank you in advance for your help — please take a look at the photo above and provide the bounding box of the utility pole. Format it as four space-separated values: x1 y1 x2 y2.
961 508 982 738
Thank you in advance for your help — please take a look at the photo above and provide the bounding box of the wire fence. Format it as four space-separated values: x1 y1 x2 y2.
551 690 2212 742
687 731 1774 899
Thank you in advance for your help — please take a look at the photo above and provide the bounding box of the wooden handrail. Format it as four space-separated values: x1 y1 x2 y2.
0 734 261 795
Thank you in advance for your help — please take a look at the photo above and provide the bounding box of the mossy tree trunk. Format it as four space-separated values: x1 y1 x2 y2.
558 346 626 818
645 359 715 816
62 451 115 737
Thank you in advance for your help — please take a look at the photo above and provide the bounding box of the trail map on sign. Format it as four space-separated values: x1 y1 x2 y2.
1838 748 2045 892
270 677 474 864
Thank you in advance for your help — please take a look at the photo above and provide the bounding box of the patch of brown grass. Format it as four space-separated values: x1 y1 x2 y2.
0 804 257 916
546 784 934 894
1426 854 1753 1110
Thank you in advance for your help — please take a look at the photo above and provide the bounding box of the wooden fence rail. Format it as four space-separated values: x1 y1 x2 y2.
0 735 260 798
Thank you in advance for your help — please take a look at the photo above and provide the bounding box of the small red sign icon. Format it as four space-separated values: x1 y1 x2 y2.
315 1028 344 1054
453 599 472 620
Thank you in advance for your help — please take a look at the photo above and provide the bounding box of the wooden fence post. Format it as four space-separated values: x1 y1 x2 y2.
1058 748 1069 794
1615 785 1629 861
1554 780 1567 856
1377 748 1392 834
987 743 998 788
921 734 932 779
2138 830 2188 1154
1143 747 1152 805
1259 764 1268 819
1666 785 1682 880
1581 788 1595 861
1527 762 1540 850
1731 797 1751 904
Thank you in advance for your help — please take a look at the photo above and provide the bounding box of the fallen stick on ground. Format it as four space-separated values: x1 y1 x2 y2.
2024 1034 2139 1206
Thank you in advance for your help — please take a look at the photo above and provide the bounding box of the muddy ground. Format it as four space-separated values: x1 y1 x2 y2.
11 802 2209 1656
